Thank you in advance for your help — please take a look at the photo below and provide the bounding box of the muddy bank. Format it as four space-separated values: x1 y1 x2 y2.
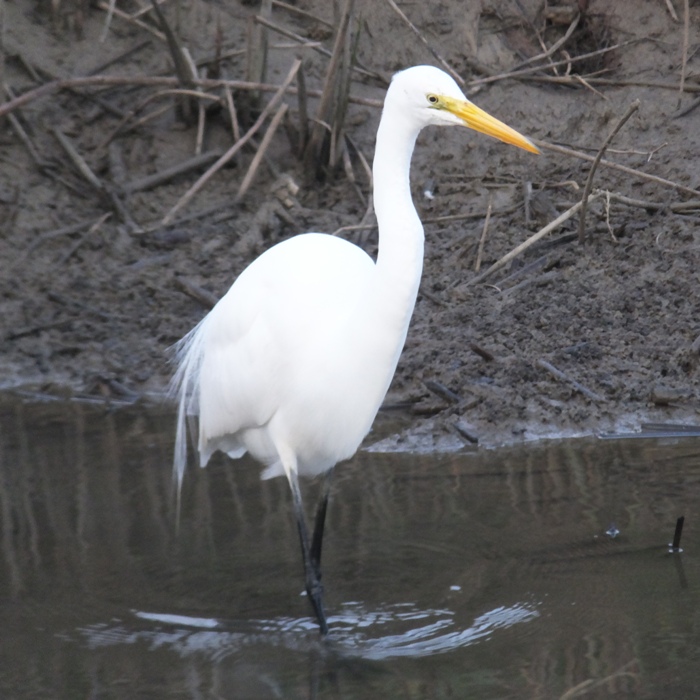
1 1 699 449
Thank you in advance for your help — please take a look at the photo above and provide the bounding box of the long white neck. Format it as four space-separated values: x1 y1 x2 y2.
372 102 425 334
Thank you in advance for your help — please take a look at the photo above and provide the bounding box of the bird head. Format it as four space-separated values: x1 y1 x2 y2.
389 65 539 154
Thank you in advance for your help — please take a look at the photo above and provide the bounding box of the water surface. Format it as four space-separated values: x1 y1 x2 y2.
0 397 698 698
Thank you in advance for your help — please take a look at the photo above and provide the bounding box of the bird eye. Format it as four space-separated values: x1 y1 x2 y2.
427 94 439 105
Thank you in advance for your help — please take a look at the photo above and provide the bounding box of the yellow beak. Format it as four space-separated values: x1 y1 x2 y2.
441 96 540 154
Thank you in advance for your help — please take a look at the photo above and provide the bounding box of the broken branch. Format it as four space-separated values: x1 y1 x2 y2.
578 99 639 242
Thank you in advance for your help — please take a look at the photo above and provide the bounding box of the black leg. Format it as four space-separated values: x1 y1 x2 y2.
288 469 329 636
310 468 334 577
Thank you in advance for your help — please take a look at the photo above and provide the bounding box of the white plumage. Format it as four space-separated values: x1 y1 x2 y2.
171 65 537 634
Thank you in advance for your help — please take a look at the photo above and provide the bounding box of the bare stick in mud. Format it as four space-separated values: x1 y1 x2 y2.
123 150 224 194
236 102 288 200
474 196 492 272
679 0 690 103
58 213 112 266
254 13 380 82
302 0 354 180
536 359 605 402
468 42 627 89
245 0 271 118
469 342 495 362
161 58 301 226
532 140 700 199
577 99 639 242
102 88 222 147
518 74 700 93
270 0 334 29
95 0 166 40
424 380 462 405
2 87 45 167
295 61 309 158
87 38 152 74
673 94 700 118
149 0 198 123
453 420 479 444
383 0 463 85
51 127 104 190
602 192 700 214
254 14 334 62
662 0 679 21
0 73 383 120
51 127 139 231
468 194 601 286
173 277 218 310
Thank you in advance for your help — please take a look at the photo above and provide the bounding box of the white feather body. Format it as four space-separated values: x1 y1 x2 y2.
171 65 491 488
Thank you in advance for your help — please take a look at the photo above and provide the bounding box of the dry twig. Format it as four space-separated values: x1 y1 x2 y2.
468 193 601 286
254 14 379 82
3 85 46 166
424 380 462 404
295 61 309 157
0 74 382 120
173 277 218 309
51 126 139 231
604 191 700 213
469 42 627 88
236 102 288 200
99 0 117 42
673 94 700 118
149 0 197 123
474 196 492 272
383 0 463 85
271 0 334 28
95 1 166 41
223 83 241 142
519 74 700 93
508 12 582 80
679 0 690 101
246 0 271 111
533 139 700 199
453 420 479 445
51 127 103 191
537 359 605 402
58 212 112 265
303 0 355 179
663 0 679 21
578 99 639 242
123 150 224 194
87 39 151 74
161 58 302 225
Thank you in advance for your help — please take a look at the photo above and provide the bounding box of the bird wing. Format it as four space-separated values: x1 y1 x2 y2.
178 233 374 475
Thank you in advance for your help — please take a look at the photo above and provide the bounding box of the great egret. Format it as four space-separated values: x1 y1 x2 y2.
172 65 538 635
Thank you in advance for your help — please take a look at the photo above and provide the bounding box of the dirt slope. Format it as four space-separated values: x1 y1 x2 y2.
0 0 698 448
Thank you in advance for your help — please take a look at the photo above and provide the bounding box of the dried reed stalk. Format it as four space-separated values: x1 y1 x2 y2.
236 102 288 200
383 0 463 85
0 74 383 120
246 0 272 112
578 99 639 242
95 1 165 41
533 139 700 199
303 0 354 180
161 58 301 225
468 193 602 286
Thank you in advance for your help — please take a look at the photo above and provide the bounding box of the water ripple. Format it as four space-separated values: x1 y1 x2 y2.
74 599 539 661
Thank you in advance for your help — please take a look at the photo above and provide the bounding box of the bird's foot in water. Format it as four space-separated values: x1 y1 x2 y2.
305 572 328 636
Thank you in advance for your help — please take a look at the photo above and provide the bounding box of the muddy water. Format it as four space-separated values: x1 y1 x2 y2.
0 397 699 698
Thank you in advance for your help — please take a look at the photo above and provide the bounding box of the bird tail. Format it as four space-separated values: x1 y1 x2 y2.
168 317 208 514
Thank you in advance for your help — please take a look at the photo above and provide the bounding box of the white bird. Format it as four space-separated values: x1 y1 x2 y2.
171 65 538 635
